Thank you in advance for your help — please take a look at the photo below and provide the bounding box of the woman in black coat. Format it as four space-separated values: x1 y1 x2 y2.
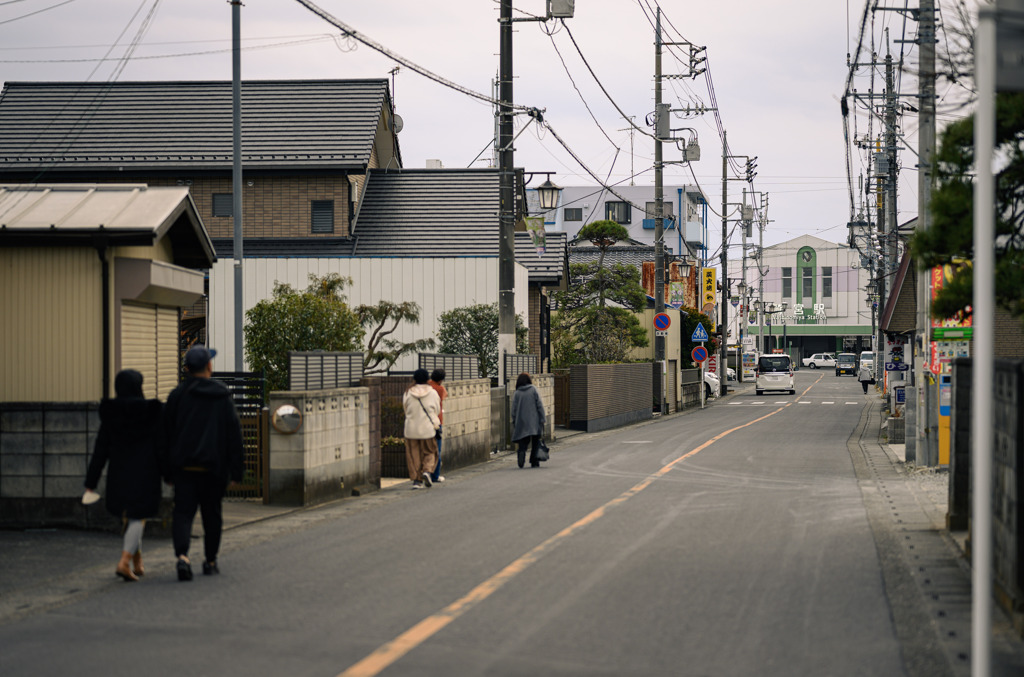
84 369 163 582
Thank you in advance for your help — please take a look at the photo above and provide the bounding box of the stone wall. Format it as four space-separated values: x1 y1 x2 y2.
268 387 371 507
0 402 172 529
440 379 493 471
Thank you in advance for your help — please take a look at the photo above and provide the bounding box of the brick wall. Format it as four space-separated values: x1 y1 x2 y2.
440 379 492 471
95 175 353 239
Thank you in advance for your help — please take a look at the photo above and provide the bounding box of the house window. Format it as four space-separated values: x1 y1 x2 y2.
802 267 813 299
564 207 583 222
212 193 233 218
782 267 792 298
822 266 833 309
605 201 631 224
645 201 674 219
311 200 334 234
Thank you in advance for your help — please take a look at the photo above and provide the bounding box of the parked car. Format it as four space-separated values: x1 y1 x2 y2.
755 354 795 395
704 370 720 399
836 353 858 376
859 351 875 371
726 366 736 381
801 352 836 369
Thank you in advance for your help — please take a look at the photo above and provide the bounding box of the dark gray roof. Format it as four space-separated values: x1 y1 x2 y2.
515 231 567 285
569 242 674 270
211 237 355 259
0 80 391 171
352 168 501 257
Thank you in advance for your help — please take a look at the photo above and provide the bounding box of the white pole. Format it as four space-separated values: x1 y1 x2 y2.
972 9 996 676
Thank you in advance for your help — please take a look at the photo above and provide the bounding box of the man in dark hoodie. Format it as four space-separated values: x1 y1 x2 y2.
161 345 243 581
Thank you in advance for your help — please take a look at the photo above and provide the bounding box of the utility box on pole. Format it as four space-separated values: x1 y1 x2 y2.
547 0 575 18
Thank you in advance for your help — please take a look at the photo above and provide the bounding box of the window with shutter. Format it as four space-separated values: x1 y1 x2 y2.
311 200 334 234
212 193 233 218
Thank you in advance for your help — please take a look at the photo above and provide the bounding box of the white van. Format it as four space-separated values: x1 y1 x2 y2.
859 351 875 371
755 354 795 395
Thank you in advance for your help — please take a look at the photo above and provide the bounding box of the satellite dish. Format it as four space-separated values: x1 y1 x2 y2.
390 113 404 134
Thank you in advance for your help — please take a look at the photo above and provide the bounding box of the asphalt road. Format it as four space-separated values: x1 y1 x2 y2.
0 371 1018 676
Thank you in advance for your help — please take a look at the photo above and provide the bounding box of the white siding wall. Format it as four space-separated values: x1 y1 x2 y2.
210 257 531 372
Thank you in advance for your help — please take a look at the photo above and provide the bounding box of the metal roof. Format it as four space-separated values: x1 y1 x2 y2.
211 237 356 259
352 168 501 257
0 183 215 267
0 80 392 171
514 231 567 284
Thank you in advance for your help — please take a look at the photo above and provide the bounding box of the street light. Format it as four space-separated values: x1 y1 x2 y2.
763 301 787 352
737 280 747 382
535 177 561 211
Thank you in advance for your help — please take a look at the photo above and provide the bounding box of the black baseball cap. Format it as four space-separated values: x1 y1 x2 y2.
184 345 217 373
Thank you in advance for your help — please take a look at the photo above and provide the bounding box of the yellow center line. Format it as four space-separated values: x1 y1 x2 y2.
338 387 816 677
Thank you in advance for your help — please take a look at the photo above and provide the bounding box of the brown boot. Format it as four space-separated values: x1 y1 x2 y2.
115 551 138 582
132 551 145 577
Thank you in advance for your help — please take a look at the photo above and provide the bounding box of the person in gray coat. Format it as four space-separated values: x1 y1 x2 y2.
858 363 873 393
510 372 546 468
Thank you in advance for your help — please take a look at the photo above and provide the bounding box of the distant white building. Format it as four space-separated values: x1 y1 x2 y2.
728 234 873 360
527 184 709 263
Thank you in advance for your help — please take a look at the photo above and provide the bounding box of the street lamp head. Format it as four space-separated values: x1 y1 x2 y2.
737 280 747 294
536 178 562 211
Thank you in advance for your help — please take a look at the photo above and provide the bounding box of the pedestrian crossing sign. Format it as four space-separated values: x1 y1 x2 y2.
691 323 709 342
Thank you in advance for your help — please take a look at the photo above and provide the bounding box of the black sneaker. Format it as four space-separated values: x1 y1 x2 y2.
203 561 219 576
421 472 433 488
177 558 193 582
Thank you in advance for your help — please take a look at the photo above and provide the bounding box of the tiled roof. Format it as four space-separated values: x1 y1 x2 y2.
515 231 567 285
569 243 674 270
352 168 501 257
0 80 391 171
211 237 356 259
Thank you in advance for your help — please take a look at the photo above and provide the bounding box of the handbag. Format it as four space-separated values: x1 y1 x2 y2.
535 438 550 462
416 397 440 437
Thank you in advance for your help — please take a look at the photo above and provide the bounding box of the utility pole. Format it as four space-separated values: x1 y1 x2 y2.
757 195 767 355
618 117 637 185
915 0 937 466
739 188 749 382
719 131 729 396
231 0 243 371
497 0 516 386
654 8 667 414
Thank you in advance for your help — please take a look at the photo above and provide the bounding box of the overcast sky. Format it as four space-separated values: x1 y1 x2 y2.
0 1 937 250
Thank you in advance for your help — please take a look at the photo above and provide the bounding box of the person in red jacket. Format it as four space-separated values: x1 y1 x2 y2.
161 345 243 581
427 368 448 483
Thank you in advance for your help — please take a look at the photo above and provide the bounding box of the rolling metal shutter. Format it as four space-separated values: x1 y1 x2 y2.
121 303 180 400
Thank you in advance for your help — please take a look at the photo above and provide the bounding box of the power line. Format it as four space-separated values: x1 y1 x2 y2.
0 0 76 26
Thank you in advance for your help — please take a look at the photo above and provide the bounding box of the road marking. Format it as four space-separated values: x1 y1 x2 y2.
622 441 652 444
798 401 812 404
822 401 835 405
846 402 859 405
774 401 788 404
336 404 791 677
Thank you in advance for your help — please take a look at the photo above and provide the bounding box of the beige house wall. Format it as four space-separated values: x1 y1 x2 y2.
0 248 104 402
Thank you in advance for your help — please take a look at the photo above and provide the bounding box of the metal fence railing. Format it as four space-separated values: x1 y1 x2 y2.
418 353 480 381
289 351 364 390
504 353 538 383
212 371 268 502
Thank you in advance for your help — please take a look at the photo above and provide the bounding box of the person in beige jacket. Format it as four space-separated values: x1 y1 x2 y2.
403 368 442 489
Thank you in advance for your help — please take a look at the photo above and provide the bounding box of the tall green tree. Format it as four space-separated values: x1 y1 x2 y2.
436 303 529 379
911 92 1024 321
356 301 435 375
244 274 364 392
575 219 631 307
551 258 649 366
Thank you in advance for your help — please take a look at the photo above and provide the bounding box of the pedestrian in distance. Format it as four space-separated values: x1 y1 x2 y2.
403 368 441 490
510 372 546 469
427 368 448 484
858 362 873 394
83 369 163 582
160 345 243 581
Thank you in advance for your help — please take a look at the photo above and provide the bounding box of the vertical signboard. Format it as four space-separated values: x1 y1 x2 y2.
701 268 716 331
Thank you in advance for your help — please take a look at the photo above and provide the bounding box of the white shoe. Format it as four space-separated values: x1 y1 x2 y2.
422 472 433 488
434 475 445 483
